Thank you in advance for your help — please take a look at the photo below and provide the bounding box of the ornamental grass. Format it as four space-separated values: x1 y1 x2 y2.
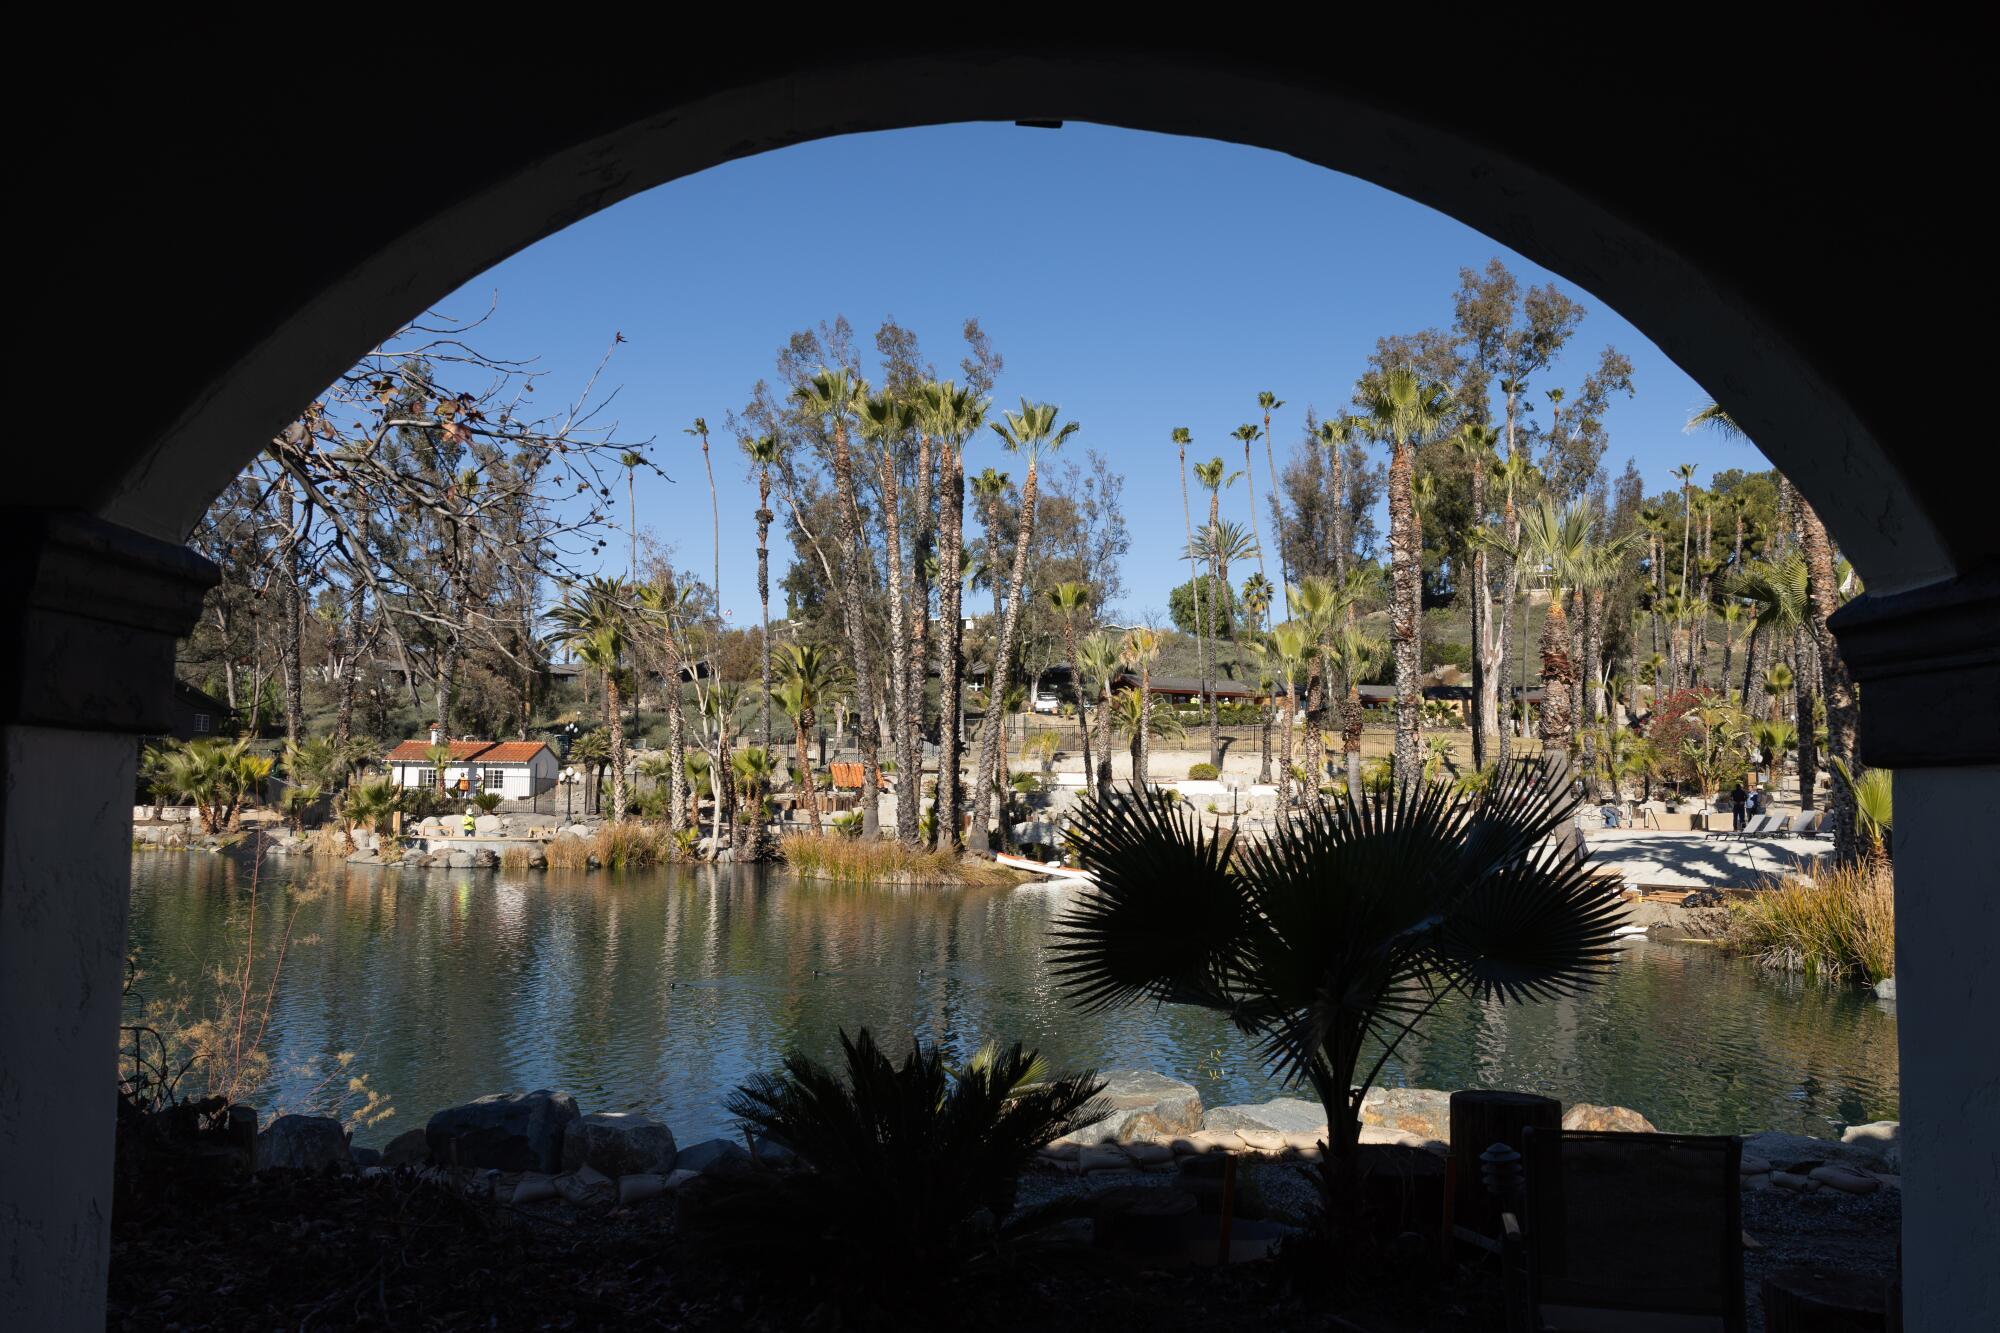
1726 858 1895 983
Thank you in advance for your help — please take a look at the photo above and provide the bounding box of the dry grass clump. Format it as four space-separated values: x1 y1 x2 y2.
498 844 542 871
1726 858 1895 982
780 833 1016 887
307 826 354 859
541 822 679 871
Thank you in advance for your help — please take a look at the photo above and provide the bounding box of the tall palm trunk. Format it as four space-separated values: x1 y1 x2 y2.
1799 499 1859 857
1386 439 1423 779
1065 626 1091 801
1537 594 1579 856
968 463 1041 853
755 476 773 754
1135 663 1152 787
826 413 884 839
793 706 820 825
1178 442 1213 769
1094 677 1114 799
605 669 628 822
909 429 935 833
1343 683 1364 801
875 443 921 846
936 441 966 850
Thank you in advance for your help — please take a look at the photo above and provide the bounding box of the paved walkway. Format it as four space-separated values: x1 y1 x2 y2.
1584 826 1828 891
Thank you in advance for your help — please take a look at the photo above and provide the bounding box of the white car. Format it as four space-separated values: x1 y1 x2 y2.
1032 691 1062 715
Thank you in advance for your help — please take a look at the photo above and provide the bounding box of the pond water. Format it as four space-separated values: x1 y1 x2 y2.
125 853 1900 1148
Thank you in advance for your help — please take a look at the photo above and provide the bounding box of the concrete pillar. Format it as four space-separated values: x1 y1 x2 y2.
1831 564 2000 1331
0 511 214 1331
1893 766 2000 1328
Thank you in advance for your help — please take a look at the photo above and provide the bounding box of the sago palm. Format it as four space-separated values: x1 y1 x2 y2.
1052 766 1625 1234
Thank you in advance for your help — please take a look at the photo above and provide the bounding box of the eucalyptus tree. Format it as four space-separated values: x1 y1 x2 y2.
965 400 1079 854
1361 366 1454 779
546 576 634 822
918 381 985 849
741 433 784 752
1048 582 1095 794
1489 446 1542 758
792 369 884 838
858 391 924 844
1256 391 1290 621
1453 423 1502 765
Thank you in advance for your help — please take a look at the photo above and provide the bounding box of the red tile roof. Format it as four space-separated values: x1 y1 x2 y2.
480 741 552 764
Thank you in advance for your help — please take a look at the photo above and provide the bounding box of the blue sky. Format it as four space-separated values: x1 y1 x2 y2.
435 122 1768 625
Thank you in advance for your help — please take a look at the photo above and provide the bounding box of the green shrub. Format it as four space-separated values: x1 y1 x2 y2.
1187 762 1220 781
699 1031 1105 1292
473 792 502 814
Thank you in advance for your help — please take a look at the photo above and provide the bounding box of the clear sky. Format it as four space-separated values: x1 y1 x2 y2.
433 121 1770 626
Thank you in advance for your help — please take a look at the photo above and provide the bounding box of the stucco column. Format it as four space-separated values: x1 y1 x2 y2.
0 511 214 1330
1831 564 2000 1330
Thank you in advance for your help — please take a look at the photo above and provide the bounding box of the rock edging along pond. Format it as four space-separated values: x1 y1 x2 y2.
238 1075 1903 1214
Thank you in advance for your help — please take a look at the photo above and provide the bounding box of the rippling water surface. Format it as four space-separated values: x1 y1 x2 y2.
126 854 1899 1147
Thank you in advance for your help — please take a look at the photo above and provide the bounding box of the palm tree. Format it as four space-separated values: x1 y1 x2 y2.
1173 427 1213 768
685 417 721 623
1110 683 1184 777
1511 501 1596 803
741 433 784 753
1362 367 1454 781
638 580 696 833
774 642 843 828
546 576 634 821
1671 462 1700 599
1119 626 1162 787
792 369 885 838
145 737 272 834
1079 631 1123 800
1490 446 1542 764
1329 615 1386 802
1266 619 1310 816
730 745 775 857
1257 391 1290 622
1047 582 1094 797
1052 768 1624 1232
1290 574 1342 795
1193 456 1238 764
965 400 1079 854
427 740 454 797
1240 573 1275 782
1232 422 1271 629
619 449 646 579
338 775 401 836
1733 556 1807 719
920 383 986 850
858 391 924 845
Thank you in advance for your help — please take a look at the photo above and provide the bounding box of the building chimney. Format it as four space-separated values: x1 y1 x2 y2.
429 723 442 744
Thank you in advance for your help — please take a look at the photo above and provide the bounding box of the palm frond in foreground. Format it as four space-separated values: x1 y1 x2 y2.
1050 766 1626 1230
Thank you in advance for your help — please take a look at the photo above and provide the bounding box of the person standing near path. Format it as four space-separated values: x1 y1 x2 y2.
463 806 477 838
1730 782 1747 831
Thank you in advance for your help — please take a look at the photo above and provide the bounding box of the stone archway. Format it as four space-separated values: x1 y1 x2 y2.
7 41 1995 1329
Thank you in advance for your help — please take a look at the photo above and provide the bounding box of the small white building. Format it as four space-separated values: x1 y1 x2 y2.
384 737 558 801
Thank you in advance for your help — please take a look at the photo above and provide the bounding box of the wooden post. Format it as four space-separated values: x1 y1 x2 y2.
1449 1089 1561 1245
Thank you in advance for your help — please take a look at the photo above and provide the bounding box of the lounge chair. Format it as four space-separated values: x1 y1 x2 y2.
1501 1126 1744 1332
1705 814 1774 841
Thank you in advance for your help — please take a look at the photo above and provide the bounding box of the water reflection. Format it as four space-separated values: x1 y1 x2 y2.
127 856 1899 1147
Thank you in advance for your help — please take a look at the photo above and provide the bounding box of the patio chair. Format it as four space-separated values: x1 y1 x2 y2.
1706 813 1775 842
1501 1126 1744 1332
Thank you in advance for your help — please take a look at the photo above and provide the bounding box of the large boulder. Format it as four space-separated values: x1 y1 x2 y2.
1562 1103 1658 1134
426 1090 579 1173
674 1137 751 1175
560 1112 678 1176
255 1114 351 1173
1740 1130 1875 1173
1057 1069 1203 1145
1358 1087 1452 1140
1203 1098 1328 1140
475 814 502 834
381 1127 430 1167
